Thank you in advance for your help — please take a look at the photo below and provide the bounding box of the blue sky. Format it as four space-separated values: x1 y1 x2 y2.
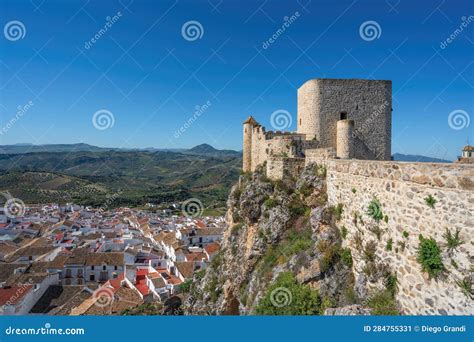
0 0 472 160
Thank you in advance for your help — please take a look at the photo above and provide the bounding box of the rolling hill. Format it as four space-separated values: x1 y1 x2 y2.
0 145 242 210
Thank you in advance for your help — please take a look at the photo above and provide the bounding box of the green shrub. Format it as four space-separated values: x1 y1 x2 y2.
455 277 473 299
180 279 193 293
211 251 223 268
383 215 389 223
205 274 221 303
424 195 437 208
386 238 393 251
367 290 399 315
443 228 464 255
340 225 348 239
332 203 344 221
384 273 398 296
340 248 353 267
351 188 357 194
288 198 308 218
281 228 313 258
402 230 409 239
417 235 445 279
344 287 357 304
315 165 326 177
264 197 278 209
298 183 313 197
367 198 383 221
194 269 206 280
232 187 242 201
317 240 340 273
258 226 313 277
255 272 321 315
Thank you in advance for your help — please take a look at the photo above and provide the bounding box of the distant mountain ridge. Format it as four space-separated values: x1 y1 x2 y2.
392 153 451 163
0 143 241 155
186 143 241 156
0 145 242 208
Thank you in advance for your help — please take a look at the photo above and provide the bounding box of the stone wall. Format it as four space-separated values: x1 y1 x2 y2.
267 157 305 181
249 126 306 172
326 159 473 315
305 147 336 167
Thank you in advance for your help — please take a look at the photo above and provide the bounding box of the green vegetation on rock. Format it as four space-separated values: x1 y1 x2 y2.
255 272 321 315
417 235 445 279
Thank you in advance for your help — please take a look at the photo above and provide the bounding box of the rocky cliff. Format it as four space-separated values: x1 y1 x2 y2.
184 163 399 315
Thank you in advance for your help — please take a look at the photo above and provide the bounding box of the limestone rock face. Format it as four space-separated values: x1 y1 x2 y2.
324 305 372 316
185 164 369 315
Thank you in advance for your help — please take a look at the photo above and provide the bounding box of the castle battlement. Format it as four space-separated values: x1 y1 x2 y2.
243 78 392 178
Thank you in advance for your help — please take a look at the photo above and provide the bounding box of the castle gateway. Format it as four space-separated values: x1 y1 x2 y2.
243 78 392 179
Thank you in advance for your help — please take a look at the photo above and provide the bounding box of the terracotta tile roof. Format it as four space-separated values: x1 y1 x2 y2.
243 115 258 125
463 145 473 151
64 248 89 265
85 253 124 267
175 261 195 279
185 252 207 262
0 285 33 306
204 242 220 255
0 263 25 283
194 227 224 236
47 254 70 269
151 277 166 288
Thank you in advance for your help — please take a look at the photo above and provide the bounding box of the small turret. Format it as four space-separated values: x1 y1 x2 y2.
243 116 257 172
336 119 354 159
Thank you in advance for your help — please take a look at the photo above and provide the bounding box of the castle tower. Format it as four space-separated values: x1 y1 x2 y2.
297 78 392 160
336 119 354 159
297 79 319 139
243 116 257 172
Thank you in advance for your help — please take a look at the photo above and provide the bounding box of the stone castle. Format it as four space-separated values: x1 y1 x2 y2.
241 77 473 315
243 78 392 179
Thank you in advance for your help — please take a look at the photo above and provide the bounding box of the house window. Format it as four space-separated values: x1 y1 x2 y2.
114 266 118 270
102 265 106 271
299 118 302 126
340 112 348 120
90 275 95 281
91 266 94 270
